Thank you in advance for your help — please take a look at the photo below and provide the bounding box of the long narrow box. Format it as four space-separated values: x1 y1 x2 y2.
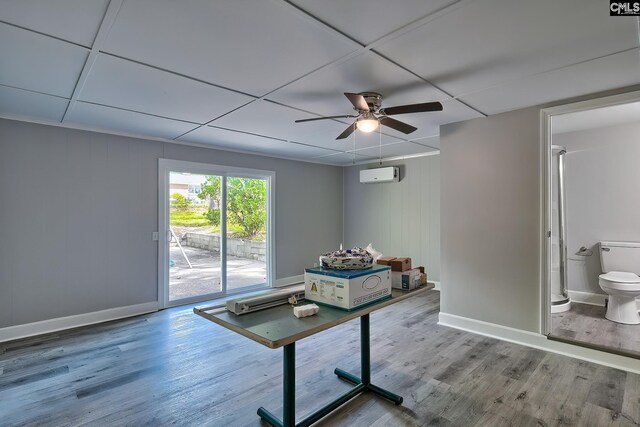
304 264 391 310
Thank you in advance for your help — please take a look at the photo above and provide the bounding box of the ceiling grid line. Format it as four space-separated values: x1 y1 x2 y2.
61 0 124 123
76 100 200 125
0 20 92 50
0 83 71 100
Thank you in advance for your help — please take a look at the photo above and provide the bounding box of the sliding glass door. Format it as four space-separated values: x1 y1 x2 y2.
159 160 273 307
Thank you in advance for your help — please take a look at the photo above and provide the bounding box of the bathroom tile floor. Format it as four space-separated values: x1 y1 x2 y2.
551 302 640 358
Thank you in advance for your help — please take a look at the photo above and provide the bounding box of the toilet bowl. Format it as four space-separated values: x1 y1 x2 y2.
598 271 640 324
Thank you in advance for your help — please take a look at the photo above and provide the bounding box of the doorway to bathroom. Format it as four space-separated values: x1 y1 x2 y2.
541 90 640 359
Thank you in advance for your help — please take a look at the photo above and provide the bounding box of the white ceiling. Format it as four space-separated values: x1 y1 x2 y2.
0 0 638 166
553 100 640 135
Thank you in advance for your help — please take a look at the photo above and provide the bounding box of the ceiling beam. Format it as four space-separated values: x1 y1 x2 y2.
61 0 124 122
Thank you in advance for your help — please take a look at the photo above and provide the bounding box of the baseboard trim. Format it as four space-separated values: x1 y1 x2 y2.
438 312 640 374
0 301 159 343
568 290 607 307
428 280 441 291
274 274 304 288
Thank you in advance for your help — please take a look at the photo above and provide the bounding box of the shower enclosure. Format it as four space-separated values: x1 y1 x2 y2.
551 145 570 313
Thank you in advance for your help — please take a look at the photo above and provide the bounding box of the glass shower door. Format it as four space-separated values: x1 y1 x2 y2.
551 146 570 312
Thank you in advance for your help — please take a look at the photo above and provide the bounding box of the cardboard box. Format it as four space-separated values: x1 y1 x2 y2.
390 257 411 272
391 268 421 290
304 264 391 310
376 256 396 266
415 266 428 285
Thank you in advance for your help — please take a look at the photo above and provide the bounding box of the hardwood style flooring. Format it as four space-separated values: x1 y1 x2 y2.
1 291 639 426
551 302 640 358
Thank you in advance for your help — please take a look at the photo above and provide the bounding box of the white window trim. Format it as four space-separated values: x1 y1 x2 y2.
158 158 276 309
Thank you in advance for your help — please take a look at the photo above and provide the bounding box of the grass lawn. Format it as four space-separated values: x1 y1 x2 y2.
170 208 265 240
170 209 210 227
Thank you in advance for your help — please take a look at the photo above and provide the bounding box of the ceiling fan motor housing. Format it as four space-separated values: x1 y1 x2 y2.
358 92 383 112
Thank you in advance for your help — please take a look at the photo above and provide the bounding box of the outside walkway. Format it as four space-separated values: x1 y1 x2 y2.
169 245 266 301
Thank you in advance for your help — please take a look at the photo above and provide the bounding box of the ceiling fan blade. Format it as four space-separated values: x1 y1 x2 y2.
344 93 370 111
379 116 417 134
336 123 356 140
295 115 356 123
382 101 443 116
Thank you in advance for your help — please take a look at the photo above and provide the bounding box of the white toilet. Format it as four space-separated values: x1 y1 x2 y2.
599 241 640 324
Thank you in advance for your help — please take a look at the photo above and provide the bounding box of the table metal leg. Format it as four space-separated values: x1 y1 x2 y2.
257 342 295 427
334 313 403 406
257 313 403 426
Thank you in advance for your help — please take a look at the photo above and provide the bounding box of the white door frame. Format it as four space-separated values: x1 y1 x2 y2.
539 90 640 335
158 158 276 309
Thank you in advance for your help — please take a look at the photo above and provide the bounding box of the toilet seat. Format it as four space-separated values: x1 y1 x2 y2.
599 271 640 290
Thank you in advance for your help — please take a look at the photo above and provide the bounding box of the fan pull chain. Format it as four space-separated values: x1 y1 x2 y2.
352 122 356 165
379 124 382 166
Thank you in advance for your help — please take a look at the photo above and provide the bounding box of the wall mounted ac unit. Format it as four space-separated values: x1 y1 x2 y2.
359 166 399 183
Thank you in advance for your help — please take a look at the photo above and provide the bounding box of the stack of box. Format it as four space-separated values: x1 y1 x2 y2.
376 257 427 290
304 264 392 310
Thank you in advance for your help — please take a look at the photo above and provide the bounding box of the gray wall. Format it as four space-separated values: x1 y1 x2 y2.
0 118 343 328
343 155 440 282
554 122 640 295
440 107 542 332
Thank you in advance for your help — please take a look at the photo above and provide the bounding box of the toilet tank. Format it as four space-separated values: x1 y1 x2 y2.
600 241 640 274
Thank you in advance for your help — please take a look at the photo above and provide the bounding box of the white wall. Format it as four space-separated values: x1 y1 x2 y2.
440 107 541 332
439 85 640 334
554 121 640 295
343 155 440 281
0 118 343 328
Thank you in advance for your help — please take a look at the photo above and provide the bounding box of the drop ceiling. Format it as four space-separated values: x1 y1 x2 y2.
0 0 638 166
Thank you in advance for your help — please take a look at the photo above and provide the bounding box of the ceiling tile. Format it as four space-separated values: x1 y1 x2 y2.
376 0 639 97
79 54 253 124
0 23 88 98
211 99 405 150
289 0 459 45
354 141 438 159
178 125 339 160
0 86 68 121
102 0 356 96
460 49 640 115
0 0 109 46
66 102 197 140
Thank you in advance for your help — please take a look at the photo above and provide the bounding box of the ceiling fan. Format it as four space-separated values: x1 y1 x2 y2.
294 92 443 140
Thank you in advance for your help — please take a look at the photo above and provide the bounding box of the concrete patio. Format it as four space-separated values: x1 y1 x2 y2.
169 245 267 301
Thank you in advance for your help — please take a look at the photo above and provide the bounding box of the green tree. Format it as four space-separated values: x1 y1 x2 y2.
227 177 266 239
170 192 190 209
198 176 266 239
199 176 222 227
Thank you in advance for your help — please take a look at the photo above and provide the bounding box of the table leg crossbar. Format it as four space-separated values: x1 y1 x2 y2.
257 314 403 427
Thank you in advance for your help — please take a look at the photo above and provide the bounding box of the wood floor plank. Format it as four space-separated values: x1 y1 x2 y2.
551 303 640 358
1 291 639 426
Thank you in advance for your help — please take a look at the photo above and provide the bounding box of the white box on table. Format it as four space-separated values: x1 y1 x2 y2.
304 264 391 310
